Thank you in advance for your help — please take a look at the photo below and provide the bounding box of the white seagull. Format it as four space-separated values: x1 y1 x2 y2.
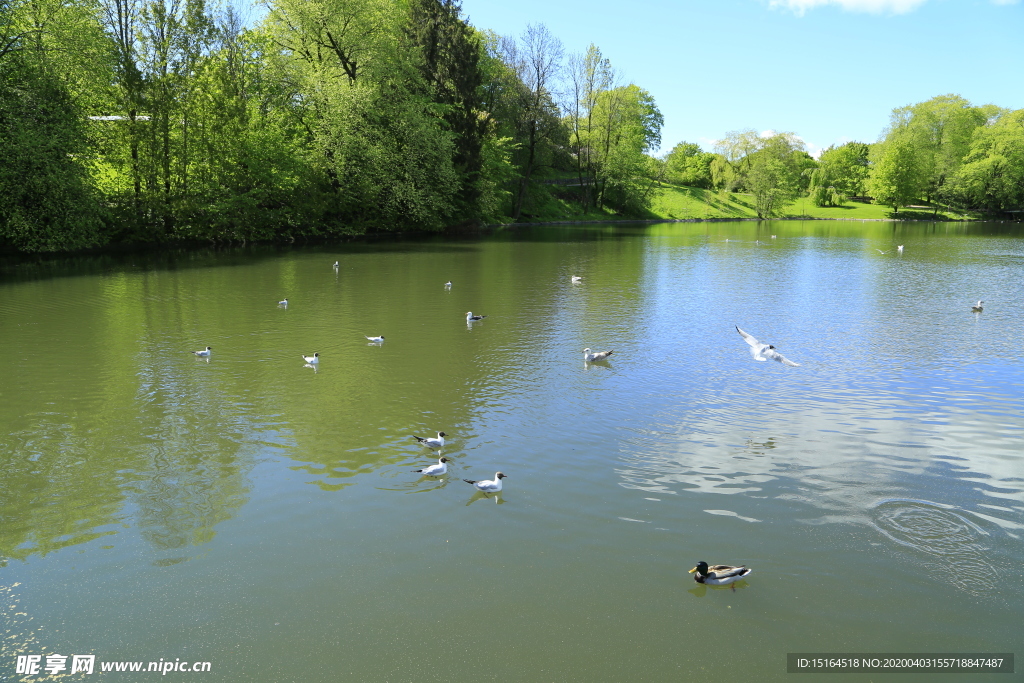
466 312 487 322
583 348 613 362
412 431 446 449
365 335 385 343
278 298 288 306
302 352 320 364
445 281 452 288
971 300 984 312
333 261 339 269
192 346 212 357
464 472 507 494
414 457 449 476
571 275 582 283
736 326 800 366
897 245 904 253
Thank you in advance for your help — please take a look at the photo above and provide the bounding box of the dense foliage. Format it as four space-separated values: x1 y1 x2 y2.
0 0 664 252
0 0 1020 253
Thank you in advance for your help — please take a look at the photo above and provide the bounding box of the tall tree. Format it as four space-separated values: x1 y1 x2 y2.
880 94 986 204
808 141 869 206
564 43 614 211
869 136 924 212
0 56 104 251
946 108 1024 213
663 141 714 189
744 133 807 219
500 23 563 220
407 0 486 219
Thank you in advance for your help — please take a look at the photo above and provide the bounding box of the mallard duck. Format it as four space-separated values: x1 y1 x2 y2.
688 561 752 586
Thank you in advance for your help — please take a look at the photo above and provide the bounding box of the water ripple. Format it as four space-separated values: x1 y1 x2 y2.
870 498 1001 595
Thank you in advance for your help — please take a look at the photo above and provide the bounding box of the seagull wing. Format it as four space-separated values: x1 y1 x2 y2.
762 347 800 366
736 326 761 349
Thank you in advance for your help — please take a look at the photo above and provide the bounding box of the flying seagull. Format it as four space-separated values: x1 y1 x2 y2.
583 348 613 362
412 432 446 449
736 326 800 366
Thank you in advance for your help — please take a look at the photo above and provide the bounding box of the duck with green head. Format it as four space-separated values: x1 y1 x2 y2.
688 561 751 586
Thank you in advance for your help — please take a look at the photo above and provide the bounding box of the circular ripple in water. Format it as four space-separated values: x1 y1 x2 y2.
870 498 999 595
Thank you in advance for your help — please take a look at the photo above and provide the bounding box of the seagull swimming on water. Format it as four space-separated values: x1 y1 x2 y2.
445 281 452 288
365 335 385 343
971 300 984 312
302 352 319 364
412 432 446 449
897 245 904 253
278 298 288 306
193 346 212 357
466 312 487 322
333 261 339 269
414 457 449 476
464 472 507 494
583 348 613 362
571 275 582 283
736 326 800 366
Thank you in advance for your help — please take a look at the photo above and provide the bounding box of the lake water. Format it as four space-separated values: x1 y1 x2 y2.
1 221 1022 681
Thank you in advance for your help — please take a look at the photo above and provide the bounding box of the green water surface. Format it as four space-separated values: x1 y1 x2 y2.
1 221 1021 681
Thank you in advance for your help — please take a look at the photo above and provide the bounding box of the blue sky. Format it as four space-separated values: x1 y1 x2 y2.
460 0 1023 156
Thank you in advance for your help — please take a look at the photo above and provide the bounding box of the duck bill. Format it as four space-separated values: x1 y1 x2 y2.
687 567 697 574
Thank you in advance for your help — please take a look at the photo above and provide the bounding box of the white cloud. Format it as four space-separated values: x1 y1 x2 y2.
770 0 929 14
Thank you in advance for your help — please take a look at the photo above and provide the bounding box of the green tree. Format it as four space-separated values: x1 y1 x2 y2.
406 0 487 219
500 23 563 220
587 84 662 213
745 134 806 219
663 141 714 188
0 57 104 251
881 94 986 204
945 108 1024 213
869 136 924 212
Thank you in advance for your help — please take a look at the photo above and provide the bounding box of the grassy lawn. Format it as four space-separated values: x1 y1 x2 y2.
503 180 977 224
647 183 973 221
